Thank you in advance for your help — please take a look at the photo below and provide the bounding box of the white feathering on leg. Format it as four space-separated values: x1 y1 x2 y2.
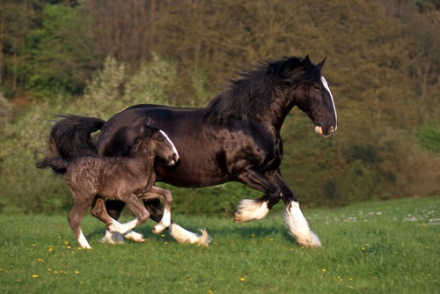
169 223 211 247
284 201 321 247
234 199 270 222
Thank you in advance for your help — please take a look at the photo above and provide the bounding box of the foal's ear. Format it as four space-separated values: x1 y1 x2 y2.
316 57 327 70
141 123 157 137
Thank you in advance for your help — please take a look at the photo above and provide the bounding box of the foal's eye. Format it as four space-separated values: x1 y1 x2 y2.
157 136 164 142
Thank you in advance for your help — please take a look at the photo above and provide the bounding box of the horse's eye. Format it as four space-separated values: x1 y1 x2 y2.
314 86 321 92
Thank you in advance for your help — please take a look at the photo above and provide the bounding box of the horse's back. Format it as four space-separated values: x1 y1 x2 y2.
97 105 204 157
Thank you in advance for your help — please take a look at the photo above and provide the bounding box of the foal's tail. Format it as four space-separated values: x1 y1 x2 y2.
36 157 69 171
38 115 105 174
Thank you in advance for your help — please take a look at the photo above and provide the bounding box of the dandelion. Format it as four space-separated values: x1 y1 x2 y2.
32 244 36 247
48 268 51 272
37 258 44 262
32 274 39 279
64 241 69 245
75 271 80 274
322 268 327 273
240 277 245 282
349 277 353 281
163 242 169 245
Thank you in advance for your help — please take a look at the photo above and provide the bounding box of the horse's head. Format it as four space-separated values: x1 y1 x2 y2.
134 124 180 166
290 55 338 137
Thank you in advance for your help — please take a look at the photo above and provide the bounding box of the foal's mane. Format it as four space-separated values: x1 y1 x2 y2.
204 56 322 124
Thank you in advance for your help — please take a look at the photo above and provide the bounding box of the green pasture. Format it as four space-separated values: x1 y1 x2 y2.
1 197 439 293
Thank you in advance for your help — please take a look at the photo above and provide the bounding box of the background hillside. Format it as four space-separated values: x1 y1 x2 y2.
0 0 439 215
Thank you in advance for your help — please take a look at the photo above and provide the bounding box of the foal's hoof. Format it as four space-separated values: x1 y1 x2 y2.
152 224 168 235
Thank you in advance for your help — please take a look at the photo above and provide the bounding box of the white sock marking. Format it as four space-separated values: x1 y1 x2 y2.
234 199 269 222
77 229 92 249
169 223 211 246
285 201 321 247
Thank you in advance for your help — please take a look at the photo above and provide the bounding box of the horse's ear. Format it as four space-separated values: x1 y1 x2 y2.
303 55 311 66
303 54 312 70
317 57 327 70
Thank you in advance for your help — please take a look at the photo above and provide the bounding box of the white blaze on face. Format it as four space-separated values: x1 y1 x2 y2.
159 130 179 160
320 76 337 131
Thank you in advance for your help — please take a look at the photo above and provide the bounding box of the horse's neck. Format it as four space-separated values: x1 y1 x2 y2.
263 92 295 132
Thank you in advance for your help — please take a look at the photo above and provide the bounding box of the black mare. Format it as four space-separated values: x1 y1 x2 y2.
46 55 337 247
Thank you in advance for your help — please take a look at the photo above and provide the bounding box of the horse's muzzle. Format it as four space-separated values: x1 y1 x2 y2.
315 125 336 137
166 153 180 166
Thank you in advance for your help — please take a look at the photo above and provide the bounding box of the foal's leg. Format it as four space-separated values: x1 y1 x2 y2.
139 187 211 246
68 191 95 249
108 194 150 235
139 186 172 234
101 199 147 243
90 198 131 243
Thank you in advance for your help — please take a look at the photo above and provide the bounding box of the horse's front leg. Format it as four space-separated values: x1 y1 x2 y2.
236 169 321 247
140 187 212 246
272 171 321 248
234 168 280 223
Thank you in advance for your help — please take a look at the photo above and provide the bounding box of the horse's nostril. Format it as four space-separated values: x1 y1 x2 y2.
328 126 335 134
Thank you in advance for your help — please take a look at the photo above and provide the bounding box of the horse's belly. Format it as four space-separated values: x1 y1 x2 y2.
155 164 228 188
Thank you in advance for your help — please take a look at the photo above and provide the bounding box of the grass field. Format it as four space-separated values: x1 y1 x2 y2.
1 196 439 293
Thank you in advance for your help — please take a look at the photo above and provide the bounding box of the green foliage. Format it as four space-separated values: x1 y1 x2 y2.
0 55 177 214
0 93 12 135
417 126 440 154
25 5 80 102
1 0 440 214
0 197 439 293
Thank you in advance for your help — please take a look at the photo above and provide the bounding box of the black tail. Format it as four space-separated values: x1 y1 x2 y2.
36 157 69 171
41 115 105 173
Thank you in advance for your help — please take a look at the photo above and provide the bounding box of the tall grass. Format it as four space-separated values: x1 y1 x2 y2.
1 197 439 293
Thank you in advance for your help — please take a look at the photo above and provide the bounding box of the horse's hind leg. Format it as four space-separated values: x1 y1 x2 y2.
68 193 94 249
139 188 212 246
140 186 173 234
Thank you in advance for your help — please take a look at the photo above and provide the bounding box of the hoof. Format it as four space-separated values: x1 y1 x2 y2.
100 231 124 244
169 224 212 247
124 231 145 243
152 224 167 235
297 231 321 248
234 199 269 223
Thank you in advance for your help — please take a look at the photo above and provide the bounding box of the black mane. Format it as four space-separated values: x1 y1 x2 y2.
204 56 322 124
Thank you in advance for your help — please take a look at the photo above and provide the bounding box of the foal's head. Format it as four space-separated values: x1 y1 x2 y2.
132 125 179 166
